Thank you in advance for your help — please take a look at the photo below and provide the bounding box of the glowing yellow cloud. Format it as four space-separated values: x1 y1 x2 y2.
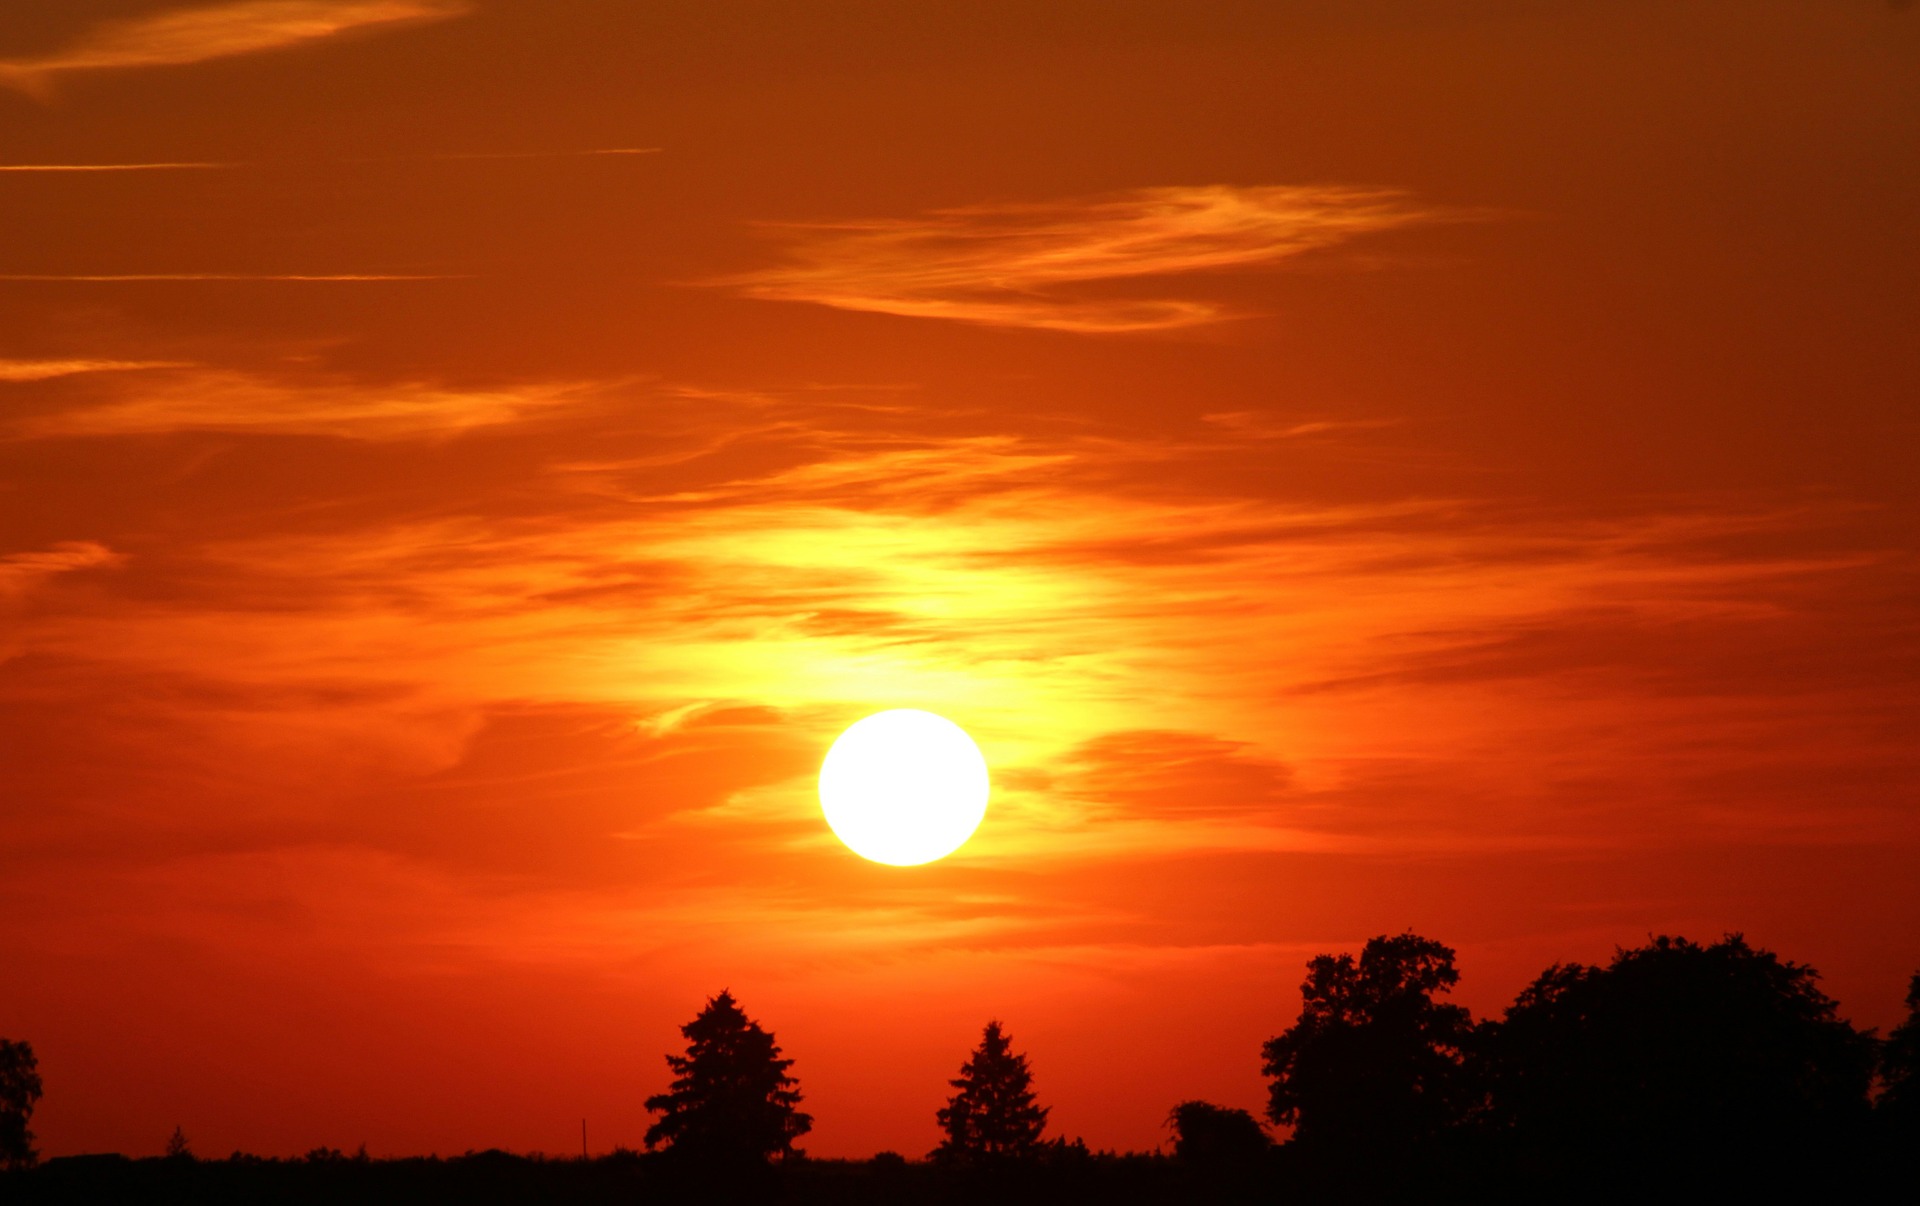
7 376 1902 888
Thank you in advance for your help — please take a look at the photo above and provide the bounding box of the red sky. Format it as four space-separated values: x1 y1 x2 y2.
3 0 1918 1160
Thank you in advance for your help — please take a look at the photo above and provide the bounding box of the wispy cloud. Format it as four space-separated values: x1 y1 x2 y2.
0 0 469 96
0 150 657 172
429 148 662 161
1200 411 1400 441
10 370 587 439
721 185 1432 333
0 541 122 600
0 162 228 172
0 273 463 282
0 358 188 381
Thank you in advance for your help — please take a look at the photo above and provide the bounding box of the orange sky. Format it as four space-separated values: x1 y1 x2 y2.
2 0 1918 1160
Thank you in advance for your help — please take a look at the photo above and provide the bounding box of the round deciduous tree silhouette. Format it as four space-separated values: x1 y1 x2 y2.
1262 932 1476 1157
1480 934 1877 1164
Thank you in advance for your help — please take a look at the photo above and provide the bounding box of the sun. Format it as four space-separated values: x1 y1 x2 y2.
818 709 990 866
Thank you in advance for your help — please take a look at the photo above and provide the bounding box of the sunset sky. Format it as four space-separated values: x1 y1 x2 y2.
3 0 1918 1160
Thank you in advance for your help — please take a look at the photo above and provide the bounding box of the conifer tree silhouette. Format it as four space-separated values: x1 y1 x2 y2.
935 1020 1048 1161
644 990 811 1164
0 1039 40 1171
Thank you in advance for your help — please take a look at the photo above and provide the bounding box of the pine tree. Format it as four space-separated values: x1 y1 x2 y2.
644 990 811 1163
935 1020 1048 1161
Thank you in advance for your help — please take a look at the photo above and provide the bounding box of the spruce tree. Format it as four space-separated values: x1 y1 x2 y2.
935 1020 1048 1161
644 990 811 1163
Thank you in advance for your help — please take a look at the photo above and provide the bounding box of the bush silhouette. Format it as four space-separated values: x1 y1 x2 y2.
1261 932 1475 1157
644 990 811 1165
1478 934 1876 1175
935 1020 1048 1162
0 1039 41 1171
1166 1100 1269 1164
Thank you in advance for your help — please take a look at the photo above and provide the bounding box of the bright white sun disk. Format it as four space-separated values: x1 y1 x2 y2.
818 709 989 866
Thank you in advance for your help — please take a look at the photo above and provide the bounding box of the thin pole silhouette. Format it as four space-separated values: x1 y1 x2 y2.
581 1118 588 1159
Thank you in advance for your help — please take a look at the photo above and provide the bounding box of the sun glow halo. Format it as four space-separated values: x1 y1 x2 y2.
818 709 990 866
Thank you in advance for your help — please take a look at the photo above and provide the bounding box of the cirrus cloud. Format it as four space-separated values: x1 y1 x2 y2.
0 358 188 381
0 0 469 97
720 185 1435 333
8 368 591 440
0 541 123 601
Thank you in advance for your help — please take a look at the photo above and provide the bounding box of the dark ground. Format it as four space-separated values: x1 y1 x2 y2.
4 1141 1911 1206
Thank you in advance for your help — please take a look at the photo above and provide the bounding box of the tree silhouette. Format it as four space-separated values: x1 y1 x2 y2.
1166 1100 1269 1164
0 1039 41 1171
1874 970 1920 1127
1261 932 1475 1156
1478 934 1876 1172
935 1020 1048 1162
165 1125 192 1160
644 990 811 1164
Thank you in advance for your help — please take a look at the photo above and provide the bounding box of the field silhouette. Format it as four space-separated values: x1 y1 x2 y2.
5 932 1916 1204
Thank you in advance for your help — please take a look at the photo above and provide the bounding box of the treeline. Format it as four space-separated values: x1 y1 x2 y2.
1250 932 1918 1196
4 932 1918 1203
